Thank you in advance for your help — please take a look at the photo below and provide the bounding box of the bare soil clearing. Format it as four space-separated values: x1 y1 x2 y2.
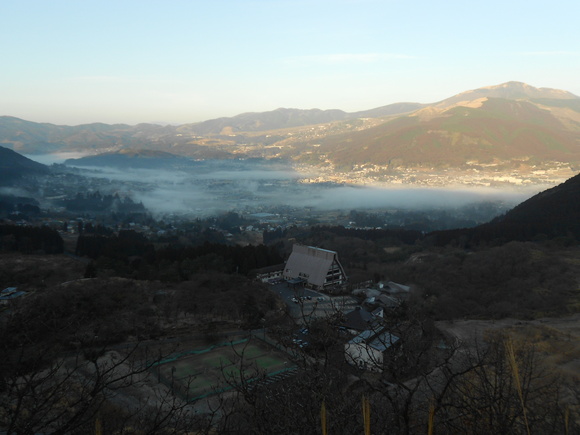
436 313 580 378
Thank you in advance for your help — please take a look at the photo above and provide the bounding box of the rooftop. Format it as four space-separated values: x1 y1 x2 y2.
350 328 400 353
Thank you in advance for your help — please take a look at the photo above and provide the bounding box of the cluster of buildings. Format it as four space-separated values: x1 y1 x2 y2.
296 159 575 188
256 244 411 372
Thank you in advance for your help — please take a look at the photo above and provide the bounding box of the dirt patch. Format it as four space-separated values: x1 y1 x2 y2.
0 252 86 290
436 313 580 379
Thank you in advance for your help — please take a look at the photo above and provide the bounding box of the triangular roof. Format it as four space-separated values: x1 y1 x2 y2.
284 244 342 288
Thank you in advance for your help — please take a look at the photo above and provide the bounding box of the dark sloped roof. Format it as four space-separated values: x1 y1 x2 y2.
343 307 375 331
252 263 285 275
350 327 400 353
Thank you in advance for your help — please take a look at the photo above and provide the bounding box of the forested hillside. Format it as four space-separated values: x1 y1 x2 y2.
429 171 580 246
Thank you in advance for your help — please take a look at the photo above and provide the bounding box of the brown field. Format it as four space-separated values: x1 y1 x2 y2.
437 313 580 383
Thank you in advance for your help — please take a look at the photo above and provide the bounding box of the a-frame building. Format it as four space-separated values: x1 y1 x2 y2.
283 244 347 290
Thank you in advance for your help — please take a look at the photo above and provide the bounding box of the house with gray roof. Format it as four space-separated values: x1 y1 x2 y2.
283 244 347 290
342 306 382 334
0 287 26 305
379 281 411 301
345 326 400 372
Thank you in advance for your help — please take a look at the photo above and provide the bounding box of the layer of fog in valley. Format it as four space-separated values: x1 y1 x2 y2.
32 155 543 227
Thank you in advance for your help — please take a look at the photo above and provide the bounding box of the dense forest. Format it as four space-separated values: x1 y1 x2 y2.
75 231 283 280
0 195 41 220
0 224 63 254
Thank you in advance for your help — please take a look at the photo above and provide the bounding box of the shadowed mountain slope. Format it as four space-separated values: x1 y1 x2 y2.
428 171 580 245
0 145 48 184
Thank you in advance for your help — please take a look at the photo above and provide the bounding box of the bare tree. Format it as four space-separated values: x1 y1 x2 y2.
431 333 572 435
0 340 223 434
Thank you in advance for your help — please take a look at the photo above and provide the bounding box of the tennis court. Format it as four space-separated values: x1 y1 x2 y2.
155 338 293 399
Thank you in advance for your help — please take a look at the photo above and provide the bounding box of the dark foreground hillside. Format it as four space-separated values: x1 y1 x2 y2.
429 171 580 246
2 177 580 433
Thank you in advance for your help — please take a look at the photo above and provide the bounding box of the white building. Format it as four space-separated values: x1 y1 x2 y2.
283 244 347 290
253 264 285 283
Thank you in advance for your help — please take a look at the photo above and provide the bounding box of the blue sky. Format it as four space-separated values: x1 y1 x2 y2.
1 0 579 125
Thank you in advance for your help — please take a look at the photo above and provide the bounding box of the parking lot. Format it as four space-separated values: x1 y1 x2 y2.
268 281 358 323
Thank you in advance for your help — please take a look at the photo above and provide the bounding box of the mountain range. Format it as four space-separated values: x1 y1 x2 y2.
2 81 580 181
307 86 580 169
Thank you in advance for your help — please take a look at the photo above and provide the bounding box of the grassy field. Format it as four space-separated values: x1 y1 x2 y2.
155 338 292 399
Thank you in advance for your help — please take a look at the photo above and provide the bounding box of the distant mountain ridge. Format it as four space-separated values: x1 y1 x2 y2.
436 81 579 108
2 81 580 182
177 103 426 135
0 103 424 154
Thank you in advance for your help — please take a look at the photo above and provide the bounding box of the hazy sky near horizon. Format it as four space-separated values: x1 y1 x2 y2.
2 0 579 126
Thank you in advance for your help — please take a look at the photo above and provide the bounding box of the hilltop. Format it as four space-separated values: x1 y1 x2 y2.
308 93 580 168
436 81 579 106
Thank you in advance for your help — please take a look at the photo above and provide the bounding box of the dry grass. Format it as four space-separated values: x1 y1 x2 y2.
502 324 580 381
0 252 86 289
505 338 531 435
320 401 327 435
362 395 371 435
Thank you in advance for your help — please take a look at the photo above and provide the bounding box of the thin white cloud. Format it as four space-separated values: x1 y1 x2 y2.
71 75 132 83
70 75 182 85
518 51 580 56
282 52 416 65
